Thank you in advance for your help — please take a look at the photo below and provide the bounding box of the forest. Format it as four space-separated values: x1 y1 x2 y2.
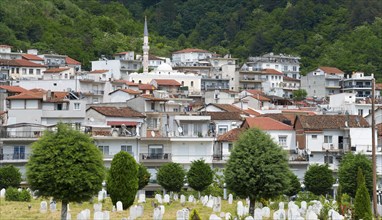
0 0 381 77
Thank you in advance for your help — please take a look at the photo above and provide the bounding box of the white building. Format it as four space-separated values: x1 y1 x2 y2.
172 48 213 66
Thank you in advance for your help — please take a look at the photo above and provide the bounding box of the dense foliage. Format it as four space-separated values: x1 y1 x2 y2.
284 171 301 197
107 151 138 210
354 168 372 220
26 123 105 220
157 162 185 192
338 153 373 198
0 0 382 77
0 165 22 189
225 128 290 216
137 163 151 190
5 187 31 202
304 164 334 196
187 159 213 192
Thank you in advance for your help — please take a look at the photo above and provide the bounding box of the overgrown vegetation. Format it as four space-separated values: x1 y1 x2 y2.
187 159 213 193
0 165 22 189
304 164 334 196
137 163 151 190
5 187 31 202
157 162 185 193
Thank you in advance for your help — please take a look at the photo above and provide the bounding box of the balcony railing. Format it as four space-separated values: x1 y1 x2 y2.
212 154 229 161
1 131 43 138
140 153 171 161
0 154 31 161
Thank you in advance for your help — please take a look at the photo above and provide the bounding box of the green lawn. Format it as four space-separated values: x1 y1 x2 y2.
0 197 241 220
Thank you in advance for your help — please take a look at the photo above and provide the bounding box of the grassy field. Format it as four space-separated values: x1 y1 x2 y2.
0 197 240 220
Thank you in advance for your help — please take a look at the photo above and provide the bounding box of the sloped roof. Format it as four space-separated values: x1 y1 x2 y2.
173 48 210 54
109 89 142 95
262 113 296 126
318 66 344 74
0 85 28 93
251 94 271 102
244 89 264 95
0 59 45 67
149 54 165 60
6 91 43 100
90 70 108 74
262 68 283 75
243 108 261 116
44 68 70 73
297 115 369 130
22 54 44 61
283 76 300 82
206 112 242 120
88 106 145 118
217 128 244 142
152 79 181 86
244 117 293 130
65 56 81 65
112 80 139 86
209 103 242 112
138 84 156 90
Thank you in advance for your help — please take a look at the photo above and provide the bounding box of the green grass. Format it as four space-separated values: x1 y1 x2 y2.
0 197 240 220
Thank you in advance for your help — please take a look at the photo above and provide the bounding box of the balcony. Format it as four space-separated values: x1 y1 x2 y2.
1 131 43 138
0 154 31 162
343 84 372 89
140 153 172 162
288 155 309 164
212 154 229 163
239 77 263 82
202 85 230 90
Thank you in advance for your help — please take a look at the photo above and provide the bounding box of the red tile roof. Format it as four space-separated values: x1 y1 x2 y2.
0 45 12 48
297 115 369 130
44 68 70 73
114 52 133 55
138 84 156 90
88 106 145 118
90 70 108 74
173 48 210 54
109 89 142 95
261 113 296 126
141 94 168 101
0 85 28 93
262 68 283 75
244 117 293 130
217 128 244 142
243 108 261 116
251 94 271 101
206 112 242 120
244 90 264 95
153 79 181 86
22 54 44 61
319 66 344 74
6 92 43 100
149 54 165 60
283 76 300 82
66 56 81 65
0 59 45 67
112 80 139 86
209 103 243 112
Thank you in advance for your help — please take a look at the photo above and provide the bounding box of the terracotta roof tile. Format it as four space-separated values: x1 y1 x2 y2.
112 80 139 86
243 108 261 116
217 128 244 142
109 89 142 95
153 79 181 86
283 76 300 82
65 56 81 65
244 117 293 130
297 115 369 130
141 94 167 101
252 94 271 101
88 106 145 118
262 68 283 75
210 104 242 113
318 66 344 74
90 70 108 74
206 112 242 120
138 84 156 90
261 113 295 126
173 48 210 54
44 68 70 73
22 54 44 61
0 85 28 93
0 59 45 67
244 90 264 95
6 91 43 100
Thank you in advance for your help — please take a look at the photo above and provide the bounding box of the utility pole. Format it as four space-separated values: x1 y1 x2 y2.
371 77 378 217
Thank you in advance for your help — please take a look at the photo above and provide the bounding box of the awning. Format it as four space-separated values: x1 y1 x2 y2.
107 121 138 126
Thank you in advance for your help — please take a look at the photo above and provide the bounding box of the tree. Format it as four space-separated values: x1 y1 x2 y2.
187 159 213 193
27 123 104 220
338 153 372 198
285 171 301 197
138 163 151 190
107 151 138 209
354 168 372 220
0 165 21 189
224 128 290 216
304 164 334 196
157 162 185 192
292 89 307 101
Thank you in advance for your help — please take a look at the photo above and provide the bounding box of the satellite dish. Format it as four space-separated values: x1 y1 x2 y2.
177 126 183 133
151 131 156 137
89 117 94 122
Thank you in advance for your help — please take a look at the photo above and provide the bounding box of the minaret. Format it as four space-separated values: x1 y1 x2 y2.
142 16 149 73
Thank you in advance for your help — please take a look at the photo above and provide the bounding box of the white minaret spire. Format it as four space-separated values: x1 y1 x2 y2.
142 16 149 73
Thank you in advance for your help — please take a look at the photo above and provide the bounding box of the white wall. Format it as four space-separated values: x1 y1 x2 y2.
171 140 214 164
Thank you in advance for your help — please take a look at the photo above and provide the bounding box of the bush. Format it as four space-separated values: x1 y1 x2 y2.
0 165 22 189
138 164 151 190
107 151 138 210
157 162 185 192
304 164 334 195
5 187 31 202
354 168 372 220
187 159 213 192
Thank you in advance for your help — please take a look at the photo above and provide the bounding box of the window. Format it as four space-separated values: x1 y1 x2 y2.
55 103 63 110
148 145 163 159
121 145 133 155
228 143 233 152
180 123 189 136
98 146 109 156
191 81 194 87
218 125 228 135
29 69 33 75
75 122 81 130
13 146 25 159
92 98 99 103
148 118 158 129
22 68 27 75
193 123 203 137
278 136 287 147
275 65 279 69
284 66 288 71
324 155 333 164
358 109 363 116
16 68 19 74
312 135 317 139
293 66 297 71
74 103 80 110
324 135 333 143
36 69 41 75
151 102 155 111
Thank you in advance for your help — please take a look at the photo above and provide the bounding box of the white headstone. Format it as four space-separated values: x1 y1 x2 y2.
306 210 318 220
112 205 116 212
279 202 284 210
0 188 5 198
83 209 91 220
94 211 103 220
93 203 102 212
138 192 146 203
49 201 57 212
103 211 110 220
153 207 162 220
76 212 86 220
237 201 244 217
225 212 231 220
164 194 170 203
176 209 189 220
129 206 137 220
98 189 107 202
116 201 123 212
159 205 165 215
228 194 233 205
173 194 179 201
301 201 307 210
188 195 194 203
207 198 214 208
244 216 254 220
209 214 222 220
254 208 262 220
66 213 71 220
40 201 48 213
213 197 222 213
180 195 186 205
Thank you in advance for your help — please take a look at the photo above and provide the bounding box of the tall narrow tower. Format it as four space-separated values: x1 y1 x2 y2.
142 16 149 73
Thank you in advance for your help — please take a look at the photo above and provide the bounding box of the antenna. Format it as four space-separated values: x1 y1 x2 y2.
151 130 155 137
177 126 183 135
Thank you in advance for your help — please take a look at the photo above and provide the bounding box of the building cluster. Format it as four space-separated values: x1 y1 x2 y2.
0 19 381 193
